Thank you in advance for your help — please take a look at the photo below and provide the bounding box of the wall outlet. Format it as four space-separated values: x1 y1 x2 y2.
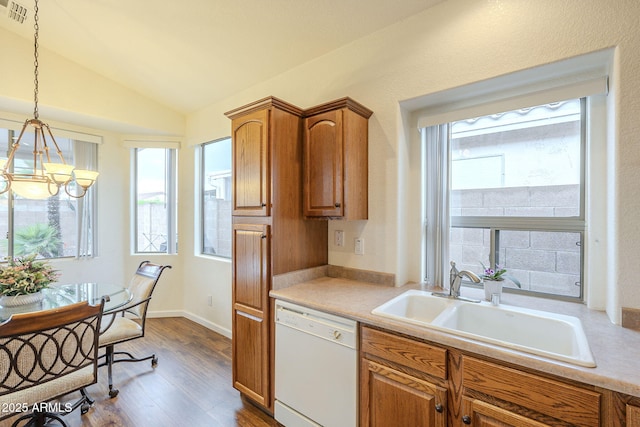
207 295 213 306
335 230 345 247
355 238 364 255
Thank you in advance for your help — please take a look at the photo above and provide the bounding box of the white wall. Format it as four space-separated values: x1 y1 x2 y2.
0 30 184 136
187 0 640 326
174 143 232 337
0 26 186 318
3 0 640 331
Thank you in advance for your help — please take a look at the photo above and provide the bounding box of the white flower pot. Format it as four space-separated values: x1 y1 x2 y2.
0 291 45 307
483 279 503 302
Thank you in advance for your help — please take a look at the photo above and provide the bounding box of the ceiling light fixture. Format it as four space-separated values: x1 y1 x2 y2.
0 0 98 200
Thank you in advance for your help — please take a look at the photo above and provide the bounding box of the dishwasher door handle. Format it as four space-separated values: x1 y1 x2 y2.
275 301 358 349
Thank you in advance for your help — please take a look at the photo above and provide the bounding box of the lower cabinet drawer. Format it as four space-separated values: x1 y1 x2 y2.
361 326 447 380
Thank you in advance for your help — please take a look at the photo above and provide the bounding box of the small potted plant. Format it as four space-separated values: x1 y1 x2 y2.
0 254 59 307
480 262 521 302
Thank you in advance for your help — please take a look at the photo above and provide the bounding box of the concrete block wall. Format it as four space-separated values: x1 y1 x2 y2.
450 184 581 297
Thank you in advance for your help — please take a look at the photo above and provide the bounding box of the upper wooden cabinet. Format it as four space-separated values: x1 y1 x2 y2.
303 98 372 219
226 97 305 217
230 108 271 216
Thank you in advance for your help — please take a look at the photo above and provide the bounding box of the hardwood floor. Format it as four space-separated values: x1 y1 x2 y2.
1 317 280 427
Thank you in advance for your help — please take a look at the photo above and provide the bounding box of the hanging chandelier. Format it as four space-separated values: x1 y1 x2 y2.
0 0 98 200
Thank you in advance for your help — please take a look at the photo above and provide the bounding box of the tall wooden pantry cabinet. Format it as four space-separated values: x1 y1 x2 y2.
225 97 328 412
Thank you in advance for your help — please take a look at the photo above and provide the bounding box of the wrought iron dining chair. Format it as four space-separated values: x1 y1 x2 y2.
98 261 171 398
0 299 105 427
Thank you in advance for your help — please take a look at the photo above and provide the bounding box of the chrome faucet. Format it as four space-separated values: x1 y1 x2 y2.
430 261 482 302
449 261 481 298
432 261 482 302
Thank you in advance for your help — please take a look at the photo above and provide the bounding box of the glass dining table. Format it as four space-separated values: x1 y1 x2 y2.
0 283 132 323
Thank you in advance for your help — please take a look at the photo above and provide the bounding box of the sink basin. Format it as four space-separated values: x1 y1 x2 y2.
372 290 596 367
432 302 596 367
371 290 453 324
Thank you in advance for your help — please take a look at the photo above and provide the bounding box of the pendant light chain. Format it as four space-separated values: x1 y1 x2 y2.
0 0 99 199
33 0 39 119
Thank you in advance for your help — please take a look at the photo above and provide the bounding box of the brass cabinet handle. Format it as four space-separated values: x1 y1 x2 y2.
334 203 341 208
435 404 443 413
462 415 471 424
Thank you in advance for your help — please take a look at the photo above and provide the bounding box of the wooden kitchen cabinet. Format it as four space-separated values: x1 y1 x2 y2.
628 403 640 427
303 97 372 219
361 360 447 427
231 223 270 406
361 325 605 427
461 398 553 427
604 391 640 427
360 326 447 427
226 97 328 413
461 356 601 427
230 108 270 216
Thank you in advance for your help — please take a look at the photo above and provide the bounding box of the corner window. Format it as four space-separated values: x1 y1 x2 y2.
134 147 177 254
424 98 588 300
0 126 98 259
200 138 231 258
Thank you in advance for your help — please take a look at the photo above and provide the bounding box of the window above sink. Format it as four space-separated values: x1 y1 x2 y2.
422 87 608 303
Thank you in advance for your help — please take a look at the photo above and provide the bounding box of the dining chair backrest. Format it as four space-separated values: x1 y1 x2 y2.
96 262 170 399
0 300 104 412
126 261 171 319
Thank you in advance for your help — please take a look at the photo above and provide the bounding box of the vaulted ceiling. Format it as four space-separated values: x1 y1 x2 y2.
0 0 443 114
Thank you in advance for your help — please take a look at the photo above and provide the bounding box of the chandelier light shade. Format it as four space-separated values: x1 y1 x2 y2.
0 0 98 199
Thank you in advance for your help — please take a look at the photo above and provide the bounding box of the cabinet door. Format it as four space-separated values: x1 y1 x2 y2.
232 109 270 216
361 359 446 427
629 404 640 427
462 356 600 427
233 310 269 406
232 223 270 406
461 397 551 427
303 110 344 217
232 223 269 311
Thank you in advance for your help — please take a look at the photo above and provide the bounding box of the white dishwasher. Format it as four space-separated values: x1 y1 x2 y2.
274 300 357 427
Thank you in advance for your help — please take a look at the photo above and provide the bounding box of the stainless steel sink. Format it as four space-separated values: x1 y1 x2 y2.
372 290 596 367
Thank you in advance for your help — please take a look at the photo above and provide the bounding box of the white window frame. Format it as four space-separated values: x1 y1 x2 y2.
419 79 608 303
199 137 232 259
131 146 178 254
447 99 586 301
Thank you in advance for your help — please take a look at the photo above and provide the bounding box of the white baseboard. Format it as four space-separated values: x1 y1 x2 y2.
148 310 232 339
147 310 183 318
